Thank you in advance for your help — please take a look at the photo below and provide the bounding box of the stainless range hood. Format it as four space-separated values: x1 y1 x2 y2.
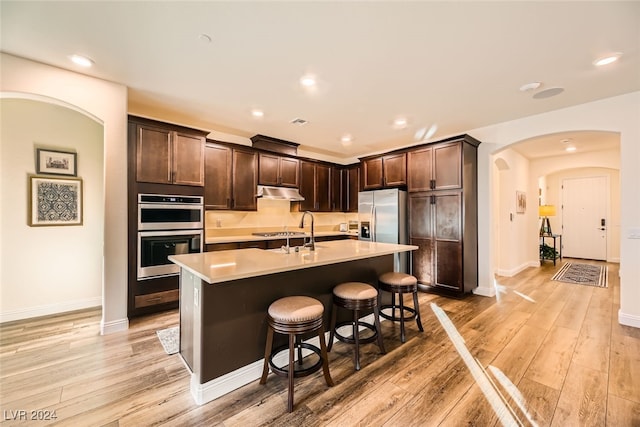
256 185 305 201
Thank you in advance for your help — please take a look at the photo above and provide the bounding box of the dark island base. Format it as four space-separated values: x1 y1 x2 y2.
182 254 394 386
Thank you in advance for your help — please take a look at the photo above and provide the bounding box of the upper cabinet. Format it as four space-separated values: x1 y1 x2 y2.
407 141 461 192
299 160 331 212
344 164 360 212
134 120 206 186
331 166 343 212
362 152 406 190
205 142 257 211
258 153 299 187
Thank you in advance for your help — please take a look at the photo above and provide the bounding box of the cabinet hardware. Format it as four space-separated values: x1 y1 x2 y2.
146 297 162 302
430 179 435 189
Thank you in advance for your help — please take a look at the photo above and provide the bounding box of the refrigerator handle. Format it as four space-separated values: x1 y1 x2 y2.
371 205 376 242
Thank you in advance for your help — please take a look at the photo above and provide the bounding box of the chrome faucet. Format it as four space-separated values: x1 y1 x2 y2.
299 211 315 251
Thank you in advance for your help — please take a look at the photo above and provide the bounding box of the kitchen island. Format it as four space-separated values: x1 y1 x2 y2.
169 239 417 405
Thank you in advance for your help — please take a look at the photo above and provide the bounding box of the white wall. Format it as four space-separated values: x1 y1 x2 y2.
0 99 104 320
472 91 640 328
0 53 129 334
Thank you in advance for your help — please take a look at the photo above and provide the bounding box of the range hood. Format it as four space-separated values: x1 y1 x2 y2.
256 185 305 201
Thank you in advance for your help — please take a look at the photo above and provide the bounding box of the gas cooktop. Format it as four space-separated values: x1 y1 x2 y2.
252 231 307 237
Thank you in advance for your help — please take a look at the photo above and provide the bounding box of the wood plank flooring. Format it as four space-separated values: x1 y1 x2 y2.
1 260 639 426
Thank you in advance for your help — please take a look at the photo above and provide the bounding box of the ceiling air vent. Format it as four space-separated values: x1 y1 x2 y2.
290 118 308 126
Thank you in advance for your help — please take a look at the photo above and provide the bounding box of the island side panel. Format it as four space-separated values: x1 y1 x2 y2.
198 254 394 384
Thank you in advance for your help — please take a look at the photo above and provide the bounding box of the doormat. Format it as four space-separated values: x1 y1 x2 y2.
156 326 179 355
551 263 608 288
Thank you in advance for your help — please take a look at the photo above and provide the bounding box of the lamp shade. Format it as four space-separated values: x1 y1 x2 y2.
538 204 556 217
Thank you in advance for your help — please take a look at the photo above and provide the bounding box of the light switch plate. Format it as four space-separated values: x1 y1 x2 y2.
628 228 640 239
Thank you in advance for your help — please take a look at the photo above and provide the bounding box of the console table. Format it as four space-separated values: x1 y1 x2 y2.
540 234 562 265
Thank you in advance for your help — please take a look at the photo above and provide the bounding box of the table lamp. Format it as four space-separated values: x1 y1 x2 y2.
539 204 556 236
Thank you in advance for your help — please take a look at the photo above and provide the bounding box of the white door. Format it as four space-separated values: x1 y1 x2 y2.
561 176 607 260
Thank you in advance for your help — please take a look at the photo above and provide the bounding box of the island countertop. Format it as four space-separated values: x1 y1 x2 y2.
169 239 418 284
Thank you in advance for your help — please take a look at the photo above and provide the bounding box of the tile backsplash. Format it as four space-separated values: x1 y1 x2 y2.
205 198 358 237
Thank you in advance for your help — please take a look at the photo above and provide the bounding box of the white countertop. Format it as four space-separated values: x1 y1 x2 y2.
170 239 417 284
205 230 358 244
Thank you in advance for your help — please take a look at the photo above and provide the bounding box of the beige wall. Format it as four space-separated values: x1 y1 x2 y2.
0 99 104 321
1 53 129 334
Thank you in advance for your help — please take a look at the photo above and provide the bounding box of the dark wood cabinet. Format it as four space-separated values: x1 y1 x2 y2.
407 141 461 192
344 164 360 212
408 135 480 295
331 167 343 212
135 123 205 186
205 143 257 211
299 161 331 212
362 152 406 190
258 153 299 187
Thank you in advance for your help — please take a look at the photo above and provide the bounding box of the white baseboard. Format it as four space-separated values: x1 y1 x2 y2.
496 261 539 278
473 285 496 298
618 309 640 329
100 317 129 335
0 297 102 323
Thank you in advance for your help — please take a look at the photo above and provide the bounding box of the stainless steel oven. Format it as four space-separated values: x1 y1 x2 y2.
137 193 204 280
138 194 203 231
137 229 202 279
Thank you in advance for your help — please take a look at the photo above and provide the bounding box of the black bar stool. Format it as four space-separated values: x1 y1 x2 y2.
260 296 334 412
378 272 424 343
328 282 386 370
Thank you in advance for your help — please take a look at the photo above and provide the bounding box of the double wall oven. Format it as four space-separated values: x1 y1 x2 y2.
137 194 203 280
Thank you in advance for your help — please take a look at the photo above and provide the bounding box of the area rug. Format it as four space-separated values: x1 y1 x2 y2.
156 326 179 355
551 263 608 288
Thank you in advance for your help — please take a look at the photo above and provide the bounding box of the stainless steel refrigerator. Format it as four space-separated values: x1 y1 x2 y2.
358 189 408 272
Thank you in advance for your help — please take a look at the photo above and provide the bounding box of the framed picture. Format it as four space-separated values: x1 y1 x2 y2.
516 191 526 214
29 176 83 226
36 148 77 176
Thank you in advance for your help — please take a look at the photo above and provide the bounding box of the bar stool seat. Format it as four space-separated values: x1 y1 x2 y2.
378 272 424 343
260 296 333 412
328 282 386 370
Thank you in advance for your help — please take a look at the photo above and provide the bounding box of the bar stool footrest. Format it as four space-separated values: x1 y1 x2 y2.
333 320 378 345
269 343 324 378
379 304 418 322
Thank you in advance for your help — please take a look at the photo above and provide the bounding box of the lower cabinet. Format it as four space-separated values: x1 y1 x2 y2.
134 289 179 309
409 190 476 294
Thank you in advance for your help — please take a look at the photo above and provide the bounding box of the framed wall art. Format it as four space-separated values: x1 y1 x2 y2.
36 148 77 176
29 175 83 226
516 190 527 214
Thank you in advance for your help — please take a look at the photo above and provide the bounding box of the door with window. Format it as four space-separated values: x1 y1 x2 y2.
561 176 607 260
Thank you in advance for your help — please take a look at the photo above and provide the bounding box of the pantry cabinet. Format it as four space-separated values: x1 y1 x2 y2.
407 135 480 295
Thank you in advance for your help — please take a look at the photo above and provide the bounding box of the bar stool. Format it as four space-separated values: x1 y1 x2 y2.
328 282 386 371
378 272 424 343
260 296 334 412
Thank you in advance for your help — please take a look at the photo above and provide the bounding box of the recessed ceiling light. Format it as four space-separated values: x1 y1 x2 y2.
532 87 564 99
340 134 353 146
565 146 577 152
519 82 541 92
251 109 264 118
392 117 408 129
300 75 316 87
593 53 622 67
69 54 94 68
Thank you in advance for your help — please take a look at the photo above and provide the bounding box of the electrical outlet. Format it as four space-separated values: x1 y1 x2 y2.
629 228 640 239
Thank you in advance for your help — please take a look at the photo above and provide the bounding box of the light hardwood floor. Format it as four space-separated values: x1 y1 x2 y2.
1 260 639 426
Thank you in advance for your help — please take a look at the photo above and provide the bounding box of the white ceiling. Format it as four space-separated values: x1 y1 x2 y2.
1 1 638 161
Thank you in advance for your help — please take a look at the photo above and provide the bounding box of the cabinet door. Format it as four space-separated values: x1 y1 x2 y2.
315 164 331 212
409 193 433 239
346 165 360 212
204 143 232 209
232 149 257 210
383 153 406 187
173 132 205 186
279 157 299 187
299 161 316 211
433 192 463 290
407 147 433 192
410 238 434 286
433 142 461 190
258 153 280 186
363 157 383 189
136 125 172 184
331 167 343 212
